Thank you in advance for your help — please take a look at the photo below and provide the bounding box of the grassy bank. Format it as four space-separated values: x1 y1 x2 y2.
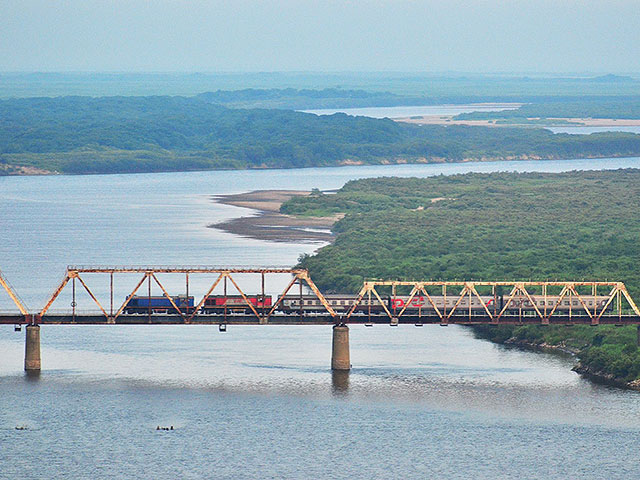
281 169 640 387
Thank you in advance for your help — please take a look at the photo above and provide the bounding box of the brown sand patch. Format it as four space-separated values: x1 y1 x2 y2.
211 190 342 244
0 164 53 175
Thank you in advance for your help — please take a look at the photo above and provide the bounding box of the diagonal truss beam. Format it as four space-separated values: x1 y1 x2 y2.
151 273 186 323
187 273 225 322
40 271 72 317
75 272 109 320
225 274 263 323
0 270 29 316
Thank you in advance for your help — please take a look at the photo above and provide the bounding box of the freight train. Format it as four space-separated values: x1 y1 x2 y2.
124 295 271 314
123 293 610 315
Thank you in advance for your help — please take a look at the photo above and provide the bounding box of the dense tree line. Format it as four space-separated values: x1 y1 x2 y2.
284 170 640 383
2 96 640 174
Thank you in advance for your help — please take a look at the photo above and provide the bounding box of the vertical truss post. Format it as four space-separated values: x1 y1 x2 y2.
223 275 228 324
392 283 398 322
261 272 266 320
618 289 622 322
72 276 76 321
492 285 497 320
443 285 447 319
147 273 152 323
569 287 572 322
186 273 189 313
110 272 114 318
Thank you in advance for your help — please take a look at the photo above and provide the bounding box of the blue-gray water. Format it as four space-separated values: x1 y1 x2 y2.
2 158 640 479
301 103 519 118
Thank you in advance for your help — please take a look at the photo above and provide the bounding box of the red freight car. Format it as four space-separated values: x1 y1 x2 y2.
203 295 272 314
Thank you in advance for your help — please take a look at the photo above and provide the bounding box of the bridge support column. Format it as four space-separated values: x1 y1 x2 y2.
331 325 350 371
24 325 41 372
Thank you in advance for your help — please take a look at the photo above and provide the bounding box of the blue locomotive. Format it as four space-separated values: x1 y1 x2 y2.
124 295 194 314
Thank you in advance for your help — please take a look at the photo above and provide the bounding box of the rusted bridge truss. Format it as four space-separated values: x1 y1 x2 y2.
345 280 640 325
33 266 337 325
2 268 640 326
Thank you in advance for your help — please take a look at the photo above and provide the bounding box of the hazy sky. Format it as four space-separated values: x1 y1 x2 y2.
1 0 639 73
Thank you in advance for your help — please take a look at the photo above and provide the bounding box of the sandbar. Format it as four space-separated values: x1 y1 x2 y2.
210 190 341 244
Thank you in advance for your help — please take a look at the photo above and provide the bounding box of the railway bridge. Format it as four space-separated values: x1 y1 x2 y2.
1 266 640 372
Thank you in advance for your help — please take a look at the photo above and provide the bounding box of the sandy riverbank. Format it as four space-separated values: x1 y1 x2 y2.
210 190 342 243
394 115 640 127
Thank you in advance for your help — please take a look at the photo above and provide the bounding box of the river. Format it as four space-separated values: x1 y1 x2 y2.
301 103 519 118
2 158 640 479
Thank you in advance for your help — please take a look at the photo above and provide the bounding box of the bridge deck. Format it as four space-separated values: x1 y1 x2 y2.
2 314 640 326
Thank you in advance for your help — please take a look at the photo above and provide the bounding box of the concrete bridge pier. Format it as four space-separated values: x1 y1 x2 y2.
24 324 41 372
331 325 350 371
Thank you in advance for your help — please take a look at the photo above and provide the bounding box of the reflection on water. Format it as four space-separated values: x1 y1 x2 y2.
301 103 520 118
331 370 350 395
24 370 41 381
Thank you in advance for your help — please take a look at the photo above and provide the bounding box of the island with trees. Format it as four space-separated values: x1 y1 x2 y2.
281 169 640 388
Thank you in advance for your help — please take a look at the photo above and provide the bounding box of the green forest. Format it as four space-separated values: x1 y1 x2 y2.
3 95 640 175
282 169 640 385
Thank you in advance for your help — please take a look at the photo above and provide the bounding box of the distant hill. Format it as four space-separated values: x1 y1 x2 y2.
589 74 635 83
195 88 433 109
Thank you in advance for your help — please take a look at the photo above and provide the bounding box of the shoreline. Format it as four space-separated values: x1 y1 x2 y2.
210 190 341 244
473 329 640 391
395 115 640 127
4 152 640 177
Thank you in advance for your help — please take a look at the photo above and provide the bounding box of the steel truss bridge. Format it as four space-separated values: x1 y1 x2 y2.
1 266 640 327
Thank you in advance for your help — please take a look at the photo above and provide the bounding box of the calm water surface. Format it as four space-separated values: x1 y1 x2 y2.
2 158 640 479
301 103 519 118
